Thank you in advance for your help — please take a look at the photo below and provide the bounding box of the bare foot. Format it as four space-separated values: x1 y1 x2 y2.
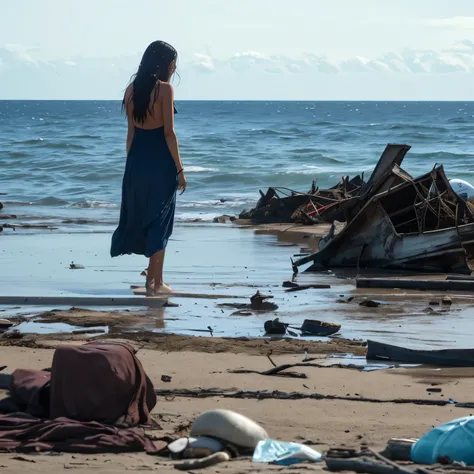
155 283 173 294
145 282 155 297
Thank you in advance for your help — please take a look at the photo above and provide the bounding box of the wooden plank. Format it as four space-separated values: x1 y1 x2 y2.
0 296 166 308
367 340 474 367
356 278 474 292
131 286 245 299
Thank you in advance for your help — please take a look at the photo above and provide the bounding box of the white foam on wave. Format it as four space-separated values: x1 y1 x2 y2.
70 200 119 209
186 166 218 172
283 164 364 175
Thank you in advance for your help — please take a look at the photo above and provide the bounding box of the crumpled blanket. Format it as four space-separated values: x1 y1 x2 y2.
0 414 159 454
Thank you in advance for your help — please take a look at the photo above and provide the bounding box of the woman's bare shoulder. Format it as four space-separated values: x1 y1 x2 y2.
159 81 174 98
124 83 133 100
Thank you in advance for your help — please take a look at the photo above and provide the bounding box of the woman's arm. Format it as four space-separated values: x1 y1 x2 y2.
126 113 134 154
162 83 183 172
124 86 134 154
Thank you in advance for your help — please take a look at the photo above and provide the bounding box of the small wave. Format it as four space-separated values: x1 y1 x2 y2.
186 166 218 172
70 135 102 139
35 197 70 206
181 198 254 209
70 200 119 209
190 136 228 144
283 165 363 176
388 123 446 132
447 117 471 124
289 148 323 155
13 138 44 145
7 151 29 158
2 197 70 206
11 139 88 150
244 128 280 136
311 121 337 127
43 142 89 150
410 151 474 160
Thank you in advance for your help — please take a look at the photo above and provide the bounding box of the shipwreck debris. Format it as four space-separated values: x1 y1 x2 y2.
219 291 279 314
284 283 331 292
293 144 474 275
356 278 474 292
366 340 474 367
239 176 365 225
300 320 341 337
250 291 278 311
264 318 288 335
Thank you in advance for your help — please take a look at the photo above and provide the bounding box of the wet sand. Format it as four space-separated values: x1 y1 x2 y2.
1 336 474 473
1 222 474 348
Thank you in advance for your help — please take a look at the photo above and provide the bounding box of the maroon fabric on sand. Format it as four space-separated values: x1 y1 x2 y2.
0 414 159 454
49 342 156 425
0 342 159 454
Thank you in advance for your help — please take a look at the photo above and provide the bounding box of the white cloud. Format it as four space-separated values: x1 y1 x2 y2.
191 53 216 73
422 16 474 29
0 40 473 99
2 43 38 65
189 42 474 75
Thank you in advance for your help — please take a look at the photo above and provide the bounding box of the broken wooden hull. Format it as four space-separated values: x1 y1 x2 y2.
293 147 474 274
367 340 474 367
295 202 474 274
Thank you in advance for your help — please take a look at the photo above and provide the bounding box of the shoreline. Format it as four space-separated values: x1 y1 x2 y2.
1 221 474 349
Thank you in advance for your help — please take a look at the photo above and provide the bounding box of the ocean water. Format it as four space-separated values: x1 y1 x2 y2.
1 100 473 230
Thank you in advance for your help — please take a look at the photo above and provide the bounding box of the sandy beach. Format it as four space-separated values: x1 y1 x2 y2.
1 332 474 473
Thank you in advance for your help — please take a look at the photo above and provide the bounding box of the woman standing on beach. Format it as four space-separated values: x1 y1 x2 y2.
111 41 186 295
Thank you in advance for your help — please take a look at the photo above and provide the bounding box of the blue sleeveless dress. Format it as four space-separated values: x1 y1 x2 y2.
111 110 178 258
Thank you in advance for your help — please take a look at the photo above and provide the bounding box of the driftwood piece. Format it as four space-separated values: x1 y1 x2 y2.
357 278 474 292
326 456 425 474
155 388 467 407
228 360 360 378
2 223 57 230
285 284 331 292
229 363 308 379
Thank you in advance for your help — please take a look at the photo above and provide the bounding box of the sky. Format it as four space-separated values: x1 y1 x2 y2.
0 0 474 100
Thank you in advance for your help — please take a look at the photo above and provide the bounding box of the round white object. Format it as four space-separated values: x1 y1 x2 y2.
190 409 269 448
449 179 474 202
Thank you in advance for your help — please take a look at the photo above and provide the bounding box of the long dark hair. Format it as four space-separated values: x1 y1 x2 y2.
125 41 178 124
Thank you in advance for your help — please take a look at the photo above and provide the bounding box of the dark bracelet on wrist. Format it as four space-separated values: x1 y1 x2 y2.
177 168 184 176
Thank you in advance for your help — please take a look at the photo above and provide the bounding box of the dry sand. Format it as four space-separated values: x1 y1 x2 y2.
1 333 474 473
